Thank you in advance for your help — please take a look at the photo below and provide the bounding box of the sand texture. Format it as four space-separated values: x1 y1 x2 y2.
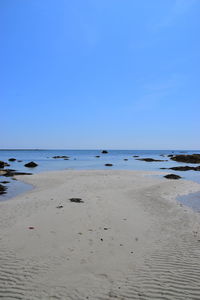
0 170 200 299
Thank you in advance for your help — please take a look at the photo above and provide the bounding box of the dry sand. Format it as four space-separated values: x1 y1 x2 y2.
0 170 200 299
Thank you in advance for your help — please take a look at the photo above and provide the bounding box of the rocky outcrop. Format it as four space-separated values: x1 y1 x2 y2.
105 163 113 166
0 184 7 195
2 169 32 177
170 154 200 164
0 161 10 168
101 150 108 154
24 161 38 168
169 166 200 171
164 174 181 180
136 158 168 162
52 156 69 159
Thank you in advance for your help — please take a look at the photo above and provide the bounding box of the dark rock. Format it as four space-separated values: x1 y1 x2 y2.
133 155 139 157
0 184 7 195
164 174 182 180
53 156 69 159
14 171 33 175
8 158 16 162
2 169 32 177
170 154 200 164
0 161 10 168
0 181 10 184
101 150 108 154
95 156 100 158
168 155 173 157
56 205 63 209
160 167 167 169
24 161 38 168
169 166 200 171
124 159 128 161
69 198 84 203
17 160 23 162
136 158 168 162
105 164 113 167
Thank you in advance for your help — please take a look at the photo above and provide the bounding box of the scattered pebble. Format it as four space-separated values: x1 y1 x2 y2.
69 198 84 203
56 205 63 209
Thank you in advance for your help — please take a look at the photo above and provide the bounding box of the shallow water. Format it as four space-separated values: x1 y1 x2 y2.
0 149 200 206
177 192 200 212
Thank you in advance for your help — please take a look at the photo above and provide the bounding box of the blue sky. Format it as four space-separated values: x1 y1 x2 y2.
1 0 200 149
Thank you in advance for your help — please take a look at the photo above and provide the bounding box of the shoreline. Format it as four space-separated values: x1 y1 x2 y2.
1 169 200 299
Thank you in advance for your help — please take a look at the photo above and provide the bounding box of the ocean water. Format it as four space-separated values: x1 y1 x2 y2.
0 149 200 205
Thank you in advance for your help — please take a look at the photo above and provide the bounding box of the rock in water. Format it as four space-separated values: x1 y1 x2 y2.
105 163 113 167
164 174 181 180
24 161 38 168
8 158 16 162
101 150 108 154
170 154 200 164
136 158 167 162
52 156 69 159
169 166 200 171
0 184 7 195
0 161 10 168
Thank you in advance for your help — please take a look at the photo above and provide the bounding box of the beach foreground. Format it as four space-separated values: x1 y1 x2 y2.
0 170 200 299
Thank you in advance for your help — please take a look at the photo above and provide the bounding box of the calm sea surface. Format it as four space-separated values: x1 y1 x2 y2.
0 149 200 207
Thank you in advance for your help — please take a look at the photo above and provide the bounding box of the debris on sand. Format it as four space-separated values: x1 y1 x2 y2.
69 198 84 203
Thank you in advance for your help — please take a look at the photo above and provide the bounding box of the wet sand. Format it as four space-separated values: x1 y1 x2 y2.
0 170 200 299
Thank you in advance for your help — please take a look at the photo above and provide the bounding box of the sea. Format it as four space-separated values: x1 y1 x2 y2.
0 149 200 210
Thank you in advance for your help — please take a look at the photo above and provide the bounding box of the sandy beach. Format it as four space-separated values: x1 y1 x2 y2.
0 170 200 299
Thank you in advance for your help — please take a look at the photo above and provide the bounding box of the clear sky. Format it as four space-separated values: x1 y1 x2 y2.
1 0 200 149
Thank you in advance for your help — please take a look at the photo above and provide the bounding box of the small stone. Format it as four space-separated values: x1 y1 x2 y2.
69 198 84 203
56 205 63 209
